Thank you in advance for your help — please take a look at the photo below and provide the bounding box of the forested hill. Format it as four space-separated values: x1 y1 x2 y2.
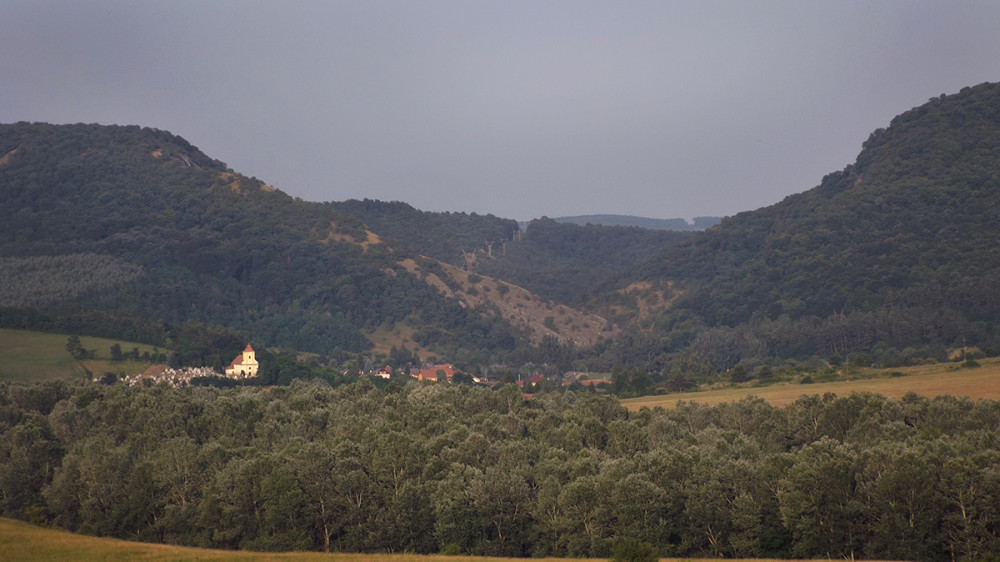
477 217 693 304
0 122 607 362
325 199 519 267
603 82 1000 370
325 200 694 305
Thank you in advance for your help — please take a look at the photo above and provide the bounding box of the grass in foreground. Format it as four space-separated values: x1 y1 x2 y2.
622 358 1000 410
0 328 158 383
0 518 813 562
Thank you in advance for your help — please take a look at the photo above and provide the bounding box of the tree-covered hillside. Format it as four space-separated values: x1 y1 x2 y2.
326 199 693 305
477 217 692 304
7 80 1000 381
602 82 1000 372
0 123 530 360
325 199 520 267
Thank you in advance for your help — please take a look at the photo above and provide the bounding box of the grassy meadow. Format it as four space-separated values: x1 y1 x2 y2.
622 357 1000 410
0 328 159 383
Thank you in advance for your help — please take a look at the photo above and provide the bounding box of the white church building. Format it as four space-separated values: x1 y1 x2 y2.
225 344 259 378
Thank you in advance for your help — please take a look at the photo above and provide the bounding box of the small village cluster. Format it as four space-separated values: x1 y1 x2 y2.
116 344 613 390
119 345 259 388
360 364 611 389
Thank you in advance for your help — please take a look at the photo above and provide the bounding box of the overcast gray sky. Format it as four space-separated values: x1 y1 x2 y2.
3 1 1000 220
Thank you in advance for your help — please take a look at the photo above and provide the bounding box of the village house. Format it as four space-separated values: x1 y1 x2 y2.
412 364 490 385
415 364 458 382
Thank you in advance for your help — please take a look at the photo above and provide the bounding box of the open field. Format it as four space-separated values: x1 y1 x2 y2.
0 328 158 383
0 517 819 562
622 358 1000 410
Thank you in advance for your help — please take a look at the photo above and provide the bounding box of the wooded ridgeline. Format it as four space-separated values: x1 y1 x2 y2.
1 379 997 560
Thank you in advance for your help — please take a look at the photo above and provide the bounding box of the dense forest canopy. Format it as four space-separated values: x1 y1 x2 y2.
1 379 997 559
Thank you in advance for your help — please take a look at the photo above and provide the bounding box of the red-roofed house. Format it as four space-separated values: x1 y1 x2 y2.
416 364 460 383
225 344 259 378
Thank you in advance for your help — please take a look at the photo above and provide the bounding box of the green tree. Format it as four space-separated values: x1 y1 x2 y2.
555 475 609 557
862 445 948 560
778 438 867 558
730 363 749 383
0 413 64 520
611 537 658 562
608 472 666 548
65 335 87 359
65 335 81 355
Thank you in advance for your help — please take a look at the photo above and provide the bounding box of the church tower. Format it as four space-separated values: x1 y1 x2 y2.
240 344 258 376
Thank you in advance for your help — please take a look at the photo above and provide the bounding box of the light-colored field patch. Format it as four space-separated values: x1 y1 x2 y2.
622 359 1000 410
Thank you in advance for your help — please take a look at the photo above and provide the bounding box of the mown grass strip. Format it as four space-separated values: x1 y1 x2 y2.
622 359 1000 410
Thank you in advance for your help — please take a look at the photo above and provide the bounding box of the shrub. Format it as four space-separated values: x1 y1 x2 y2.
611 538 658 562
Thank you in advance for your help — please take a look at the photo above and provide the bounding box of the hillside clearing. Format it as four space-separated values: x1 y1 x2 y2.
365 320 431 362
0 328 158 382
622 359 1000 410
